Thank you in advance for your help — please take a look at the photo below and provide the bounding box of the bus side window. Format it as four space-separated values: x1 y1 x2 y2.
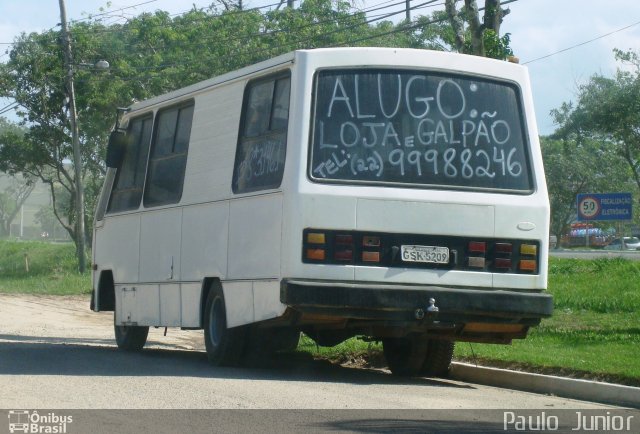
143 101 195 207
107 114 153 213
232 73 290 194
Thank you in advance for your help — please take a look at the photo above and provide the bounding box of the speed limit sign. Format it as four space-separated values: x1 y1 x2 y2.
577 192 632 221
578 196 600 220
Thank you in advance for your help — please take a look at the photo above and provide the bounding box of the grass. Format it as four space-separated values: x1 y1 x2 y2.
1 240 639 384
0 239 90 295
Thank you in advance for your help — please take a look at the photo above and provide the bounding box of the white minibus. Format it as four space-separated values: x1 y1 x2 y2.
91 47 552 376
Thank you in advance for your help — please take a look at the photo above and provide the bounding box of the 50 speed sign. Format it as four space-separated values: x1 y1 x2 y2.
576 193 632 221
578 196 600 220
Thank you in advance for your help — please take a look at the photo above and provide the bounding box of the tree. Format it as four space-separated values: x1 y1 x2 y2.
554 49 640 222
541 133 630 244
0 14 166 268
0 173 35 237
34 205 60 240
0 119 34 237
0 22 120 269
443 0 512 59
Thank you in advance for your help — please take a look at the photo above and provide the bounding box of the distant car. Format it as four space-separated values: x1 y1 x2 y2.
604 237 640 250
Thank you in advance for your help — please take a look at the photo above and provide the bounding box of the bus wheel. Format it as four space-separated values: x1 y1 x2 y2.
383 336 428 376
114 319 149 351
421 340 455 377
204 287 245 366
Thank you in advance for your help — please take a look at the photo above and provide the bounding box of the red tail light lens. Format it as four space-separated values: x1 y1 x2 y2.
334 250 353 262
335 234 353 245
334 234 354 262
468 241 486 254
494 258 512 270
495 243 513 254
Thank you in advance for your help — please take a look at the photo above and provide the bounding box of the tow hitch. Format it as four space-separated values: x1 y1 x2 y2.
414 297 439 320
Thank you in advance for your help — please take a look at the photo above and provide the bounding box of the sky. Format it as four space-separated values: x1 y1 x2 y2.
1 0 640 134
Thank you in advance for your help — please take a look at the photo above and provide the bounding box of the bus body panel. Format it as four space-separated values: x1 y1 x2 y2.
115 283 160 325
94 213 141 284
180 283 202 328
139 208 182 282
227 193 283 280
180 201 229 281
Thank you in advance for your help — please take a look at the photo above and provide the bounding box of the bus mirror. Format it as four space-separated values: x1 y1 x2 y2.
106 130 127 168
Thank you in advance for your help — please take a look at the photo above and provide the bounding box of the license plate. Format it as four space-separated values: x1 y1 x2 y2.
401 245 450 264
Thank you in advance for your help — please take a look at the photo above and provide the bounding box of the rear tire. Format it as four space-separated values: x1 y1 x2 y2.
383 336 428 376
421 340 455 377
204 285 245 366
114 316 149 351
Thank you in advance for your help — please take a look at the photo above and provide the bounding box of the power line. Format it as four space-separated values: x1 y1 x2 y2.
69 0 291 36
68 0 161 23
0 102 19 116
523 19 640 65
331 3 448 47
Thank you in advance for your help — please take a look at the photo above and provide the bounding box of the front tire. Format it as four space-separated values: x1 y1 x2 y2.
114 317 149 351
204 286 245 366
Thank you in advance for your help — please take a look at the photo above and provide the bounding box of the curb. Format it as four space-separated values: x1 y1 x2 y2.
449 362 640 409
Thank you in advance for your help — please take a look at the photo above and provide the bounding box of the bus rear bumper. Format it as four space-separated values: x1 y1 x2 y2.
281 279 553 325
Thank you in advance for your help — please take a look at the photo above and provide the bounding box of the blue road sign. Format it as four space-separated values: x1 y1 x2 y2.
576 192 633 221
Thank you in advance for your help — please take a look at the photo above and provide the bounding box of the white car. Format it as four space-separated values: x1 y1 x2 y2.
604 237 640 250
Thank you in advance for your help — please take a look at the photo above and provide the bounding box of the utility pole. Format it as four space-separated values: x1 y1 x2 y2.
406 0 411 21
59 0 87 273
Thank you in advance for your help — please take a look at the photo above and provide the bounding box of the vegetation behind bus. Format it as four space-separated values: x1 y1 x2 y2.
0 239 638 384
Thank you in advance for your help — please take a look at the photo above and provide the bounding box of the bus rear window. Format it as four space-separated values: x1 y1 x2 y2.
310 69 533 193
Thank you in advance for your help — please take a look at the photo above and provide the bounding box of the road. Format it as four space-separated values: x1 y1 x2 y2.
550 249 640 261
0 294 614 411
